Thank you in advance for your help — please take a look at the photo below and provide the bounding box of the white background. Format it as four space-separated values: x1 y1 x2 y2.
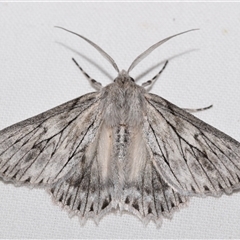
0 3 240 239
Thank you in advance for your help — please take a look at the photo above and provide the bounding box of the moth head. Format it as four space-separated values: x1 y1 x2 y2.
113 70 135 85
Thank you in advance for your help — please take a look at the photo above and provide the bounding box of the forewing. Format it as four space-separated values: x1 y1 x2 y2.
145 93 240 196
0 92 102 186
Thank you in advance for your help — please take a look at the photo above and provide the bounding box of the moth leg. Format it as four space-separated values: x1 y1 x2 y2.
72 58 102 90
142 60 168 88
183 104 213 113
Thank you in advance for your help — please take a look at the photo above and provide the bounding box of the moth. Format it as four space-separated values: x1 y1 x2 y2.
0 27 240 227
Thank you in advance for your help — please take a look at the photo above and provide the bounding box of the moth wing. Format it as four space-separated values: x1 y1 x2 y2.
0 92 102 187
121 150 189 224
49 122 115 221
145 93 240 196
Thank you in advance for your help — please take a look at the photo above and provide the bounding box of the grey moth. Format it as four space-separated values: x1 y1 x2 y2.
0 28 240 226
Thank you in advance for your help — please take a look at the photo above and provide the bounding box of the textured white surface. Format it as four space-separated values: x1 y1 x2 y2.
0 2 240 238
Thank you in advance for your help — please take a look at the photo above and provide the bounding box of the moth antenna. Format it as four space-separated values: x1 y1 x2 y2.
55 26 120 73
72 58 102 90
127 29 199 73
142 60 168 88
183 104 213 113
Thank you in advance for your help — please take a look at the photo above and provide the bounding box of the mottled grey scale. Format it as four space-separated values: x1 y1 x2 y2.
0 127 40 170
49 155 114 219
146 93 240 196
202 134 240 178
121 150 188 222
7 140 49 181
1 29 240 226
0 93 100 185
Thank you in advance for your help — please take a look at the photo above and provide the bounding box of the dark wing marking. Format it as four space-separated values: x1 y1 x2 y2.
49 155 114 222
121 160 188 225
0 92 102 187
145 93 240 197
